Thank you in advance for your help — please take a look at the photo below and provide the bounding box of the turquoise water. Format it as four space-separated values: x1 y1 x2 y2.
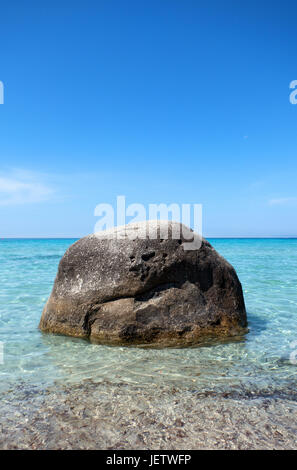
0 238 297 397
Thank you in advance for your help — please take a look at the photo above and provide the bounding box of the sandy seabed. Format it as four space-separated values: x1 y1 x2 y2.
1 380 297 450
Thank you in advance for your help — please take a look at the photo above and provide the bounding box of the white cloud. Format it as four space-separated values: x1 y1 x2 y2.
268 197 297 206
0 170 54 205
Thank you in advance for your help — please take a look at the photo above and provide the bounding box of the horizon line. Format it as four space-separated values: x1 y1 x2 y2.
2 237 297 240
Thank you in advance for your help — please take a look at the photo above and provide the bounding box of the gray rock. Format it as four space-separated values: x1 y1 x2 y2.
39 221 247 346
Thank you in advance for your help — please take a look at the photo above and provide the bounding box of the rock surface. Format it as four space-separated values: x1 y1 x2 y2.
39 221 247 346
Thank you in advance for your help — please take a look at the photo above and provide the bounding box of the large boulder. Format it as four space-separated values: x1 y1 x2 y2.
39 221 247 346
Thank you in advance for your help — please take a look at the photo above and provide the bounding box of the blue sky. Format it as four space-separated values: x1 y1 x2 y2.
0 0 297 237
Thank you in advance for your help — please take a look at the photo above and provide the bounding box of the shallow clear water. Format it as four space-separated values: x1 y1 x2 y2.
0 238 297 397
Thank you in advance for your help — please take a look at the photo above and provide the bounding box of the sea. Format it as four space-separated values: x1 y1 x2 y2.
1 238 296 398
